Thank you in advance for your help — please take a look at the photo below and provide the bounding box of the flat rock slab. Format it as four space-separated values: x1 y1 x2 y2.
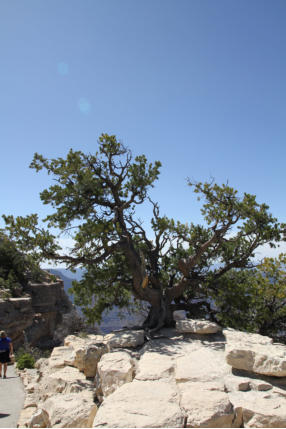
43 392 97 428
229 390 286 428
104 330 145 348
49 346 73 370
135 352 175 381
97 351 134 397
93 380 184 428
42 366 93 396
223 329 273 346
178 381 235 428
176 348 231 383
176 319 221 334
225 341 286 377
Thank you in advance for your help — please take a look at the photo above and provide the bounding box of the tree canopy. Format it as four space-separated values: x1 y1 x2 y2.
2 134 285 333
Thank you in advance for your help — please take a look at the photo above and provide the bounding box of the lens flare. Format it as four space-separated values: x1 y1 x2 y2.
78 98 91 114
57 62 69 76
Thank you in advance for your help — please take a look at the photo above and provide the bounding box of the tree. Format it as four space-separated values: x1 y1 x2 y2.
0 234 42 298
2 134 284 332
210 254 286 340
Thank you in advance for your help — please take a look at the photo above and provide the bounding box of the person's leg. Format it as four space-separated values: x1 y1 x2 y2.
0 362 2 377
3 363 7 378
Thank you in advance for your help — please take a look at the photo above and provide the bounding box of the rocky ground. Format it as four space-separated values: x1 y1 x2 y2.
17 319 286 428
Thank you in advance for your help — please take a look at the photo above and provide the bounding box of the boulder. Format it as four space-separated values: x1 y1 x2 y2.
43 392 97 428
49 346 74 370
225 340 286 377
224 329 273 346
28 408 50 428
224 375 251 392
104 330 145 348
228 390 286 428
42 366 93 398
17 406 37 428
93 380 183 428
35 358 49 374
178 381 236 428
176 319 221 334
135 352 175 381
66 343 108 377
97 351 134 397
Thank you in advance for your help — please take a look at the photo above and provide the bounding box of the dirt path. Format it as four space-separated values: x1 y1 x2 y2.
0 364 25 428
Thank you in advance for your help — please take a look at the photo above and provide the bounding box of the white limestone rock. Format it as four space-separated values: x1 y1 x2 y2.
228 390 286 428
178 381 236 428
93 380 184 428
224 375 251 392
135 352 175 381
176 319 221 334
17 406 37 428
176 347 231 383
224 329 273 346
97 351 134 397
42 366 93 398
65 342 108 377
28 408 50 428
34 358 49 376
225 339 286 377
49 346 73 370
43 392 97 428
104 330 145 348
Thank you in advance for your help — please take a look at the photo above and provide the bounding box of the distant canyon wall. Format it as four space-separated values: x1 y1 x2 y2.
0 274 80 348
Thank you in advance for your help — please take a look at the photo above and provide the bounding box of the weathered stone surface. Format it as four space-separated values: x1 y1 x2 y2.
176 319 221 334
19 368 40 388
28 408 50 428
0 272 78 348
223 329 273 346
104 330 145 348
53 309 83 344
97 351 134 397
179 381 236 428
135 352 175 381
23 393 40 409
42 366 93 397
17 406 37 428
93 380 183 428
67 343 108 377
229 390 286 428
64 334 104 348
224 375 251 392
176 347 231 383
0 297 33 346
225 341 286 377
64 334 85 348
49 346 73 370
18 325 286 429
43 392 97 428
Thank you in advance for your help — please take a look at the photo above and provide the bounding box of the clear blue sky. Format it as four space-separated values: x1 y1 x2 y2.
1 0 286 257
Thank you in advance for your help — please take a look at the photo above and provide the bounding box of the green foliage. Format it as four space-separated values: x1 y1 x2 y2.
209 254 286 340
15 345 51 368
0 235 44 298
0 236 26 297
16 352 35 370
1 134 285 332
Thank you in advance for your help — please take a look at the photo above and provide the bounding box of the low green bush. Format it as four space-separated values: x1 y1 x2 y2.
16 352 35 370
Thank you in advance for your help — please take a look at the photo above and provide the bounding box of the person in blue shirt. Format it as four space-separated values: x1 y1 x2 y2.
0 331 13 379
